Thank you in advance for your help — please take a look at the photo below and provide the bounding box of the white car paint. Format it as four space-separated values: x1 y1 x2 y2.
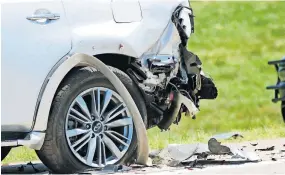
111 0 142 22
63 0 189 58
33 0 190 132
1 0 190 137
1 0 71 132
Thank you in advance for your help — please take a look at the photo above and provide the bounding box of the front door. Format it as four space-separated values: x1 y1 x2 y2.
1 0 71 132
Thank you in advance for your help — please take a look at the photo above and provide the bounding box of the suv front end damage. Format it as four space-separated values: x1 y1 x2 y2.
127 4 218 129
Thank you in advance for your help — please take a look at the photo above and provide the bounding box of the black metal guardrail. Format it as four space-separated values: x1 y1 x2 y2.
266 57 285 103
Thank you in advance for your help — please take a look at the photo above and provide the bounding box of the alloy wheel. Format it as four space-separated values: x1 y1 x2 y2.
65 87 133 167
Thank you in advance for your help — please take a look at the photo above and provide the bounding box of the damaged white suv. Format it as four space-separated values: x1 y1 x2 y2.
1 0 217 173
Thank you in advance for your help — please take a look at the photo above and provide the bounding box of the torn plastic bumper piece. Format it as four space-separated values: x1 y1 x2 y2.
157 91 199 130
267 57 285 103
150 132 260 167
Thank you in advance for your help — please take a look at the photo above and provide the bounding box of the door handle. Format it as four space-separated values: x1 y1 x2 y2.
27 9 60 24
27 13 60 21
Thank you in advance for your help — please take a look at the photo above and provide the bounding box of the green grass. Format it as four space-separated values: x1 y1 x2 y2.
2 147 38 164
2 1 285 164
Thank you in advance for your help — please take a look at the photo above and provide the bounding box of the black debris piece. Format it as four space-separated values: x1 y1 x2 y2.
187 159 198 168
197 152 209 159
208 138 231 154
17 165 25 172
250 143 258 146
118 165 132 172
255 146 275 152
27 162 39 173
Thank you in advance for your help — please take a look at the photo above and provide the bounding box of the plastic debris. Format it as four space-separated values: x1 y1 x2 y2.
255 146 275 151
146 157 153 167
149 131 261 168
208 138 231 154
210 132 243 140
168 160 181 167
250 143 258 146
102 164 119 173
167 143 201 161
97 164 132 174
230 147 261 162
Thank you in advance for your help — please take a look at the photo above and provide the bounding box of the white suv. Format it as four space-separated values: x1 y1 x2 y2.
2 0 217 173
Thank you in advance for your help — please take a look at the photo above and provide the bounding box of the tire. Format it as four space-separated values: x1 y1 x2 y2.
281 101 285 122
1 147 11 161
36 66 147 173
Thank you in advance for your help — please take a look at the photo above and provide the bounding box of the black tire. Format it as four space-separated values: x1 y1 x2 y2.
1 147 11 161
36 66 147 173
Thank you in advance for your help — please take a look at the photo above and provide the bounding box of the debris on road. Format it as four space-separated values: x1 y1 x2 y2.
27 161 40 173
250 143 258 146
1 161 47 174
208 138 231 154
210 132 243 140
102 164 132 173
149 132 261 169
2 138 285 174
255 146 275 152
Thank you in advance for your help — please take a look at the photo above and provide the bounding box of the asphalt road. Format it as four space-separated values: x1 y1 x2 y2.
131 160 285 175
2 138 285 174
2 160 285 174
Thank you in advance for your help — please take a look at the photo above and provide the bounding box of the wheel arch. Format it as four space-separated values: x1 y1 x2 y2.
32 53 149 165
32 53 136 131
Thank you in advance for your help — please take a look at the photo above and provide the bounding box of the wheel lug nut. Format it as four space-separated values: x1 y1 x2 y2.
86 124 90 129
100 117 104 121
104 126 108 130
91 116 95 121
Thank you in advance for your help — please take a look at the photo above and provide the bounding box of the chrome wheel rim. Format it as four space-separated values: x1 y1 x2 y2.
65 87 133 167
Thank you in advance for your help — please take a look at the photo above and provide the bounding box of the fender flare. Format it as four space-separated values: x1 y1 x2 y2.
33 53 149 164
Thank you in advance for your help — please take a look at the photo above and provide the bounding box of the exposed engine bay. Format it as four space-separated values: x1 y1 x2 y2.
126 5 218 129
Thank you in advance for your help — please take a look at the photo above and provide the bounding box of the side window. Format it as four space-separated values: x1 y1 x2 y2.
111 0 142 23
